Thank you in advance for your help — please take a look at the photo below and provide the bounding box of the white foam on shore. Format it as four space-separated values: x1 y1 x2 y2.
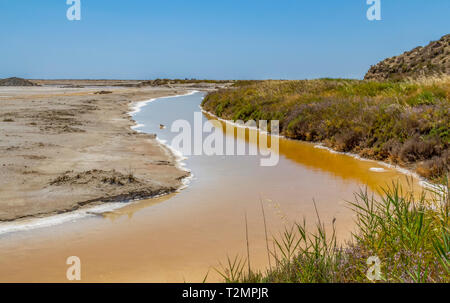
0 202 126 236
129 90 198 116
200 107 258 132
131 123 145 132
0 91 199 236
155 136 194 190
200 105 287 138
314 143 445 192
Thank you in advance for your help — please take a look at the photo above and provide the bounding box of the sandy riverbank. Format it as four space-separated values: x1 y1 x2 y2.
0 81 226 222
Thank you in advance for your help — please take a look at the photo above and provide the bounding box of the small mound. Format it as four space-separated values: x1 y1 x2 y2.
0 77 39 87
50 169 142 187
48 169 174 203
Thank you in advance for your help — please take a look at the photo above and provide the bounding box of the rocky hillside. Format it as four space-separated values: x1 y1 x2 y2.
0 77 39 86
365 34 449 80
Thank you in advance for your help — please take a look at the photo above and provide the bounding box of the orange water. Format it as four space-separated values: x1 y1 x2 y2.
0 92 422 282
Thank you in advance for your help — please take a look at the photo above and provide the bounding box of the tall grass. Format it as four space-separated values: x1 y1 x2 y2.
216 178 449 283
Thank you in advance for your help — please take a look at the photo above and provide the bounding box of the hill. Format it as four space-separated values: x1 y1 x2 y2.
0 77 39 86
365 34 449 80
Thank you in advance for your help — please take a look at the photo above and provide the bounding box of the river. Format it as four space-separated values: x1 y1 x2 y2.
0 91 422 282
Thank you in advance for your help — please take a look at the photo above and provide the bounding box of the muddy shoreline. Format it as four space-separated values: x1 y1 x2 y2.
0 81 227 222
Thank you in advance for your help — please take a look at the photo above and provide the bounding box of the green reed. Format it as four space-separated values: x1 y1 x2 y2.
214 177 449 283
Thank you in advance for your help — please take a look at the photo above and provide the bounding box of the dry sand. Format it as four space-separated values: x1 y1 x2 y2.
0 81 226 221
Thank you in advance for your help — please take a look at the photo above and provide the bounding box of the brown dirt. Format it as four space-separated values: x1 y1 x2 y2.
0 83 204 221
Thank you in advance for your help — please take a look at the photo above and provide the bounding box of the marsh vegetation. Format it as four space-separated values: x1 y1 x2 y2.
202 79 449 180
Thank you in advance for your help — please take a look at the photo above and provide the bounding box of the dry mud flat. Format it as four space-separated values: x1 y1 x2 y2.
0 84 208 222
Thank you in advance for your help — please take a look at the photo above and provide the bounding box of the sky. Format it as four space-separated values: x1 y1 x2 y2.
0 0 449 80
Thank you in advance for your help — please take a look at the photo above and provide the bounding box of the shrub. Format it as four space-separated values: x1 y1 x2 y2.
399 136 441 162
202 79 450 179
416 151 449 179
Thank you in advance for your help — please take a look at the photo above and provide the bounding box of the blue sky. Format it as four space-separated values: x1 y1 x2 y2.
0 0 448 80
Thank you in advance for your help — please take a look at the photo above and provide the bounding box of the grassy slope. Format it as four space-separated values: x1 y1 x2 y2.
202 79 449 180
